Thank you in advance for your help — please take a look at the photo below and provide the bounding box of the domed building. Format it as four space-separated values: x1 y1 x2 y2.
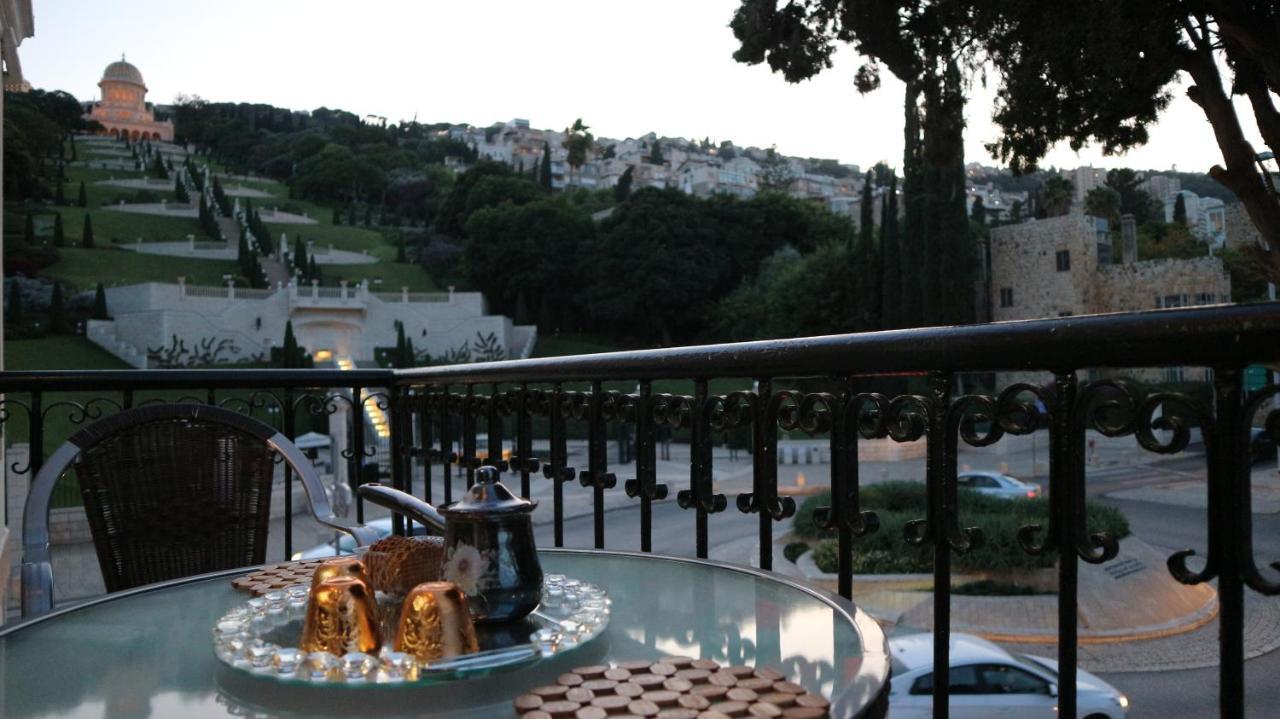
84 55 174 142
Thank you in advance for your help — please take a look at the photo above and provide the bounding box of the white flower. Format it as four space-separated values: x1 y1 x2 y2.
442 544 488 596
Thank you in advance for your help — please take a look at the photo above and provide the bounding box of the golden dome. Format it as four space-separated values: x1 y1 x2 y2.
100 57 145 89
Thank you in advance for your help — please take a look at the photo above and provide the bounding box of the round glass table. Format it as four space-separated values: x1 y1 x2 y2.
0 549 889 718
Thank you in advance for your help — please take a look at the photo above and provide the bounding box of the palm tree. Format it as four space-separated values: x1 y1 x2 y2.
561 118 594 187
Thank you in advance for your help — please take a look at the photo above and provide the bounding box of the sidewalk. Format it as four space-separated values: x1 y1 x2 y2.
1106 465 1280 514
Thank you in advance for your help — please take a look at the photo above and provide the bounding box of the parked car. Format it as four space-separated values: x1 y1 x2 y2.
291 517 435 560
1251 427 1277 465
957 470 1042 500
888 632 1129 718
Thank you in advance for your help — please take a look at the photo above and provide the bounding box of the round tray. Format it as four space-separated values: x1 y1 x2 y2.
212 574 609 685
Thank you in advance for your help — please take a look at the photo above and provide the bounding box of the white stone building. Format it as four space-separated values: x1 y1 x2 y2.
88 281 536 369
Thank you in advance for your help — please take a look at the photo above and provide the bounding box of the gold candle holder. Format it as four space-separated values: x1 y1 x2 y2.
394 581 480 663
300 576 382 656
311 557 372 590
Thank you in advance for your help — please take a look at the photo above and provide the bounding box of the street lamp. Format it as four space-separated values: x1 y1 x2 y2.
1256 151 1278 200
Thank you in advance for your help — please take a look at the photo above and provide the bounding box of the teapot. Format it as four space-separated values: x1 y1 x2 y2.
357 466 542 625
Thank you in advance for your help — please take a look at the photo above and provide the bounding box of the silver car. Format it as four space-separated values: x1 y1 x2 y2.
958 470 1042 500
888 633 1128 718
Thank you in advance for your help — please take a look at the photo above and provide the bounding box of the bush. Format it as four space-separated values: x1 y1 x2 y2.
803 482 1131 574
951 580 1051 596
783 542 810 563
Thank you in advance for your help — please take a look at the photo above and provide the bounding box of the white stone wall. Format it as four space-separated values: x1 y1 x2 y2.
94 283 531 366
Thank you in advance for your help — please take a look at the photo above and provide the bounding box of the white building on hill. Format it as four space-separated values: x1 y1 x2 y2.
88 281 537 369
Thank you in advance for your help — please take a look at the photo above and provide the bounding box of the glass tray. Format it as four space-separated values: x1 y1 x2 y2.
212 574 609 685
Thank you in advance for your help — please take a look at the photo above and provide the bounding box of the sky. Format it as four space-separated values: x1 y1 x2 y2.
18 0 1264 174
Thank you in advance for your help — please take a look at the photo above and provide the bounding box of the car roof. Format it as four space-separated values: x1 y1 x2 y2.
959 470 1022 483
888 633 1014 671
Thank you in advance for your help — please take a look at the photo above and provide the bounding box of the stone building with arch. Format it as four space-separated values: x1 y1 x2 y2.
84 56 174 142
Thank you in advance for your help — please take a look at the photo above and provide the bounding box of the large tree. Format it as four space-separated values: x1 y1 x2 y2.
561 118 594 184
730 1 1280 280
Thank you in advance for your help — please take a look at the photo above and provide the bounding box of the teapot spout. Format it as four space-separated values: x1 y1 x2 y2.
356 484 447 534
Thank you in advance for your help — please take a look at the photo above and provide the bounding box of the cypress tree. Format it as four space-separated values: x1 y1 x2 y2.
23 213 35 246
649 140 664 164
1173 193 1187 225
82 214 95 248
856 171 880 329
77 181 87 207
281 320 301 368
404 337 416 368
880 174 901 330
308 255 320 281
52 213 65 247
49 283 68 334
348 205 357 225
394 321 408 368
615 166 634 203
971 195 987 226
7 280 22 325
363 205 372 226
333 207 341 225
899 81 924 328
539 142 553 189
92 282 109 320
55 176 65 205
294 237 308 274
396 234 407 263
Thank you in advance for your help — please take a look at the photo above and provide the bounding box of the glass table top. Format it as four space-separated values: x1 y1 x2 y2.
0 550 887 718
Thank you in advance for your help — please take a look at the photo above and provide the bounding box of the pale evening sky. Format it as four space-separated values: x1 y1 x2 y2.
19 0 1262 175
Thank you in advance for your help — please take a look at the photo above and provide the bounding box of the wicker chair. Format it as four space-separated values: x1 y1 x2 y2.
21 403 379 618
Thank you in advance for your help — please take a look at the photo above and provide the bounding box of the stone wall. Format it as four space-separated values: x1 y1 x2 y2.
1096 256 1231 312
1224 202 1266 251
988 213 1100 322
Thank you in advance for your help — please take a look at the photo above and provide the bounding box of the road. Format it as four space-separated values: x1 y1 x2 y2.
531 452 1280 718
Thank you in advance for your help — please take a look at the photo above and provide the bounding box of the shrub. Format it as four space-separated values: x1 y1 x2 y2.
783 542 810 563
951 580 1051 596
804 482 1131 574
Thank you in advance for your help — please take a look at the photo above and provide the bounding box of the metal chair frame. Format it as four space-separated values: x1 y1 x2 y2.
20 403 379 617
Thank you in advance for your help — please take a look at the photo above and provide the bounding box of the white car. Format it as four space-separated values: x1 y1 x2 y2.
888 633 1128 718
958 470 1042 500
290 517 435 560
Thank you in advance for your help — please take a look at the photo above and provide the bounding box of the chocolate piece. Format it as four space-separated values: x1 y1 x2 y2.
746 704 782 718
618 659 657 671
641 690 680 707
661 655 695 668
675 669 711 683
662 677 693 693
591 694 634 711
532 685 571 699
726 688 758 703
793 695 828 709
514 694 543 711
724 665 756 677
708 672 738 687
736 678 774 692
655 710 698 719
605 667 633 682
756 693 796 708
708 701 749 718
649 662 678 677
771 682 805 695
559 673 586 687
753 668 784 682
541 700 583 718
574 665 610 679
394 581 479 662
691 685 729 700
300 576 381 656
615 683 646 698
627 699 660 717
566 687 596 704
631 673 667 688
678 694 711 710
582 679 618 694
576 708 608 719
697 712 733 719
691 659 721 671
522 712 553 719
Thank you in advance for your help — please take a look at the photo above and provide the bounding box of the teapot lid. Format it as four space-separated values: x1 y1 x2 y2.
442 466 537 515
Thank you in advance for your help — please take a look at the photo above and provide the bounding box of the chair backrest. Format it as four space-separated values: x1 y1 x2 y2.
21 403 380 617
75 404 277 592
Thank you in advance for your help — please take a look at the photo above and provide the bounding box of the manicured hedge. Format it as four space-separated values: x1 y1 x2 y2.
796 481 1130 573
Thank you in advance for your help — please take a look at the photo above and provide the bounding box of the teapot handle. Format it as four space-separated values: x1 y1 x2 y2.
356 483 447 534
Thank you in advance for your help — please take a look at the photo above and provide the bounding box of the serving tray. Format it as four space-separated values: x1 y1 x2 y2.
212 574 609 685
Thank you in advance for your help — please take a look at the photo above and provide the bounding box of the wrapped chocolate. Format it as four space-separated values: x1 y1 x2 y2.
310 557 372 590
363 535 445 596
394 581 480 663
299 576 382 656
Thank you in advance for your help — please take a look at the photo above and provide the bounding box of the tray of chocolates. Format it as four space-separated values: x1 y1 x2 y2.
512 658 831 718
212 555 610 685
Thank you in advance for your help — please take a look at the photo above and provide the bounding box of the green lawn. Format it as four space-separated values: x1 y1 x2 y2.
324 261 438 292
6 335 131 371
42 247 238 291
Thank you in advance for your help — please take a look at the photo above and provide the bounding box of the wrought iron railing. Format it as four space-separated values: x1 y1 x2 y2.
2 303 1279 718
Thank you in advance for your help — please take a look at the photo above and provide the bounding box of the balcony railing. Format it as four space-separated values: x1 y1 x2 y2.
2 303 1278 719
